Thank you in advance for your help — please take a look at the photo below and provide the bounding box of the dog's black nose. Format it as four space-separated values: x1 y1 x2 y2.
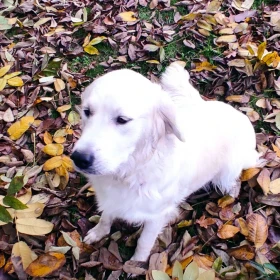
70 151 94 170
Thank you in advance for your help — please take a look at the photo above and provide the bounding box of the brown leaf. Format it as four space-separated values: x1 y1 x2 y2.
235 217 249 236
26 252 66 277
218 195 235 208
257 169 270 195
226 95 250 103
217 224 240 239
228 245 255 260
241 168 261 181
246 213 268 248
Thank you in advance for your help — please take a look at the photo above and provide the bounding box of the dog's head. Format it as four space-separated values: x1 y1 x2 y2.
71 69 184 176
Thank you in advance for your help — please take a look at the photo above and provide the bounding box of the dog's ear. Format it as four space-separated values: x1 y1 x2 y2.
158 95 185 142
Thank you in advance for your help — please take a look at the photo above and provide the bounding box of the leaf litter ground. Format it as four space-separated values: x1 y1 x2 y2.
0 0 280 279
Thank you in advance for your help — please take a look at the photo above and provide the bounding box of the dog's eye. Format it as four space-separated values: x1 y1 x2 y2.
83 108 91 117
116 116 131 125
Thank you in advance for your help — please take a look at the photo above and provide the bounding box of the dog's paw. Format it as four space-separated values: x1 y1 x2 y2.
83 227 107 244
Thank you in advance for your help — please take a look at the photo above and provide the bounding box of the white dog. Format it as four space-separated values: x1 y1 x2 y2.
71 63 259 262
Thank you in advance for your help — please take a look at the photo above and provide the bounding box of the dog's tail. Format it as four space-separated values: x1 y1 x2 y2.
160 61 204 104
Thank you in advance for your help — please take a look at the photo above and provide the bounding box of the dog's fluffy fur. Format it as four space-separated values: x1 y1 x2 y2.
72 63 259 261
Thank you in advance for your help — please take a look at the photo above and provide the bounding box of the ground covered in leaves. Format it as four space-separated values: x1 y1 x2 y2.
1 0 280 279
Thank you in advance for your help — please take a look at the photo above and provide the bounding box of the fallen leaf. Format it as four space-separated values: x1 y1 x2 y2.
7 76 24 87
7 116 35 140
257 169 270 195
43 144 64 156
12 241 37 270
217 224 240 239
228 245 255 260
216 35 237 43
43 156 63 171
15 203 45 219
192 61 217 72
3 196 28 210
270 178 280 194
26 252 66 277
68 111 80 125
16 218 54 235
54 78 65 92
183 261 199 280
226 95 250 103
57 104 71 113
117 11 137 22
246 213 268 248
241 168 260 181
0 65 12 77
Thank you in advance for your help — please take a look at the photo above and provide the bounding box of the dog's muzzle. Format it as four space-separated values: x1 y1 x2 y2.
70 151 94 170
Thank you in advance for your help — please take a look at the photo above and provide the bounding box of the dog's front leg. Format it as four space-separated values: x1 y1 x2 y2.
131 218 166 262
84 212 113 244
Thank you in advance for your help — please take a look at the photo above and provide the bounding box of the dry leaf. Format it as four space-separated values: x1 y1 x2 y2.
43 144 64 156
54 78 65 92
117 11 137 22
7 76 24 87
257 169 270 195
16 218 54 235
235 217 249 236
216 35 237 43
0 65 12 77
228 245 255 260
44 131 53 144
43 156 63 171
84 45 99 55
26 252 66 277
217 224 240 239
68 111 80 125
192 61 217 72
12 241 37 270
7 116 35 140
15 203 45 219
270 178 280 194
246 213 268 248
241 168 261 181
57 105 71 113
226 95 250 103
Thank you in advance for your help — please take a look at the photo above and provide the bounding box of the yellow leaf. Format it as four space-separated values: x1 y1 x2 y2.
61 155 74 172
7 76 24 87
16 218 54 235
228 245 255 260
88 36 107 46
117 11 137 22
180 13 198 21
235 217 249 236
7 116 35 140
12 241 37 270
44 131 53 144
257 41 266 60
54 78 65 92
246 213 268 248
43 144 64 156
0 78 7 90
26 252 66 277
84 45 99 55
217 224 240 239
15 203 45 219
218 195 235 208
0 65 11 77
55 165 68 177
270 178 280 194
53 136 66 144
192 61 217 72
240 168 260 181
57 104 71 113
68 111 80 125
43 156 62 171
4 71 21 80
146 60 160 64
